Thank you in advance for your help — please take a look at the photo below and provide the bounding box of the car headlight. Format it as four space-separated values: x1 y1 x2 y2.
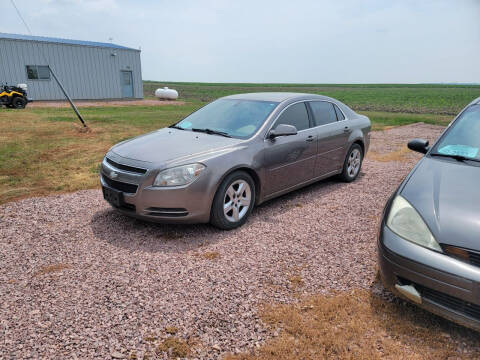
153 163 205 187
386 195 442 252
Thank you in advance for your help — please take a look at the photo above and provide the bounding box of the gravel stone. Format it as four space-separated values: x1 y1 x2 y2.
0 124 457 359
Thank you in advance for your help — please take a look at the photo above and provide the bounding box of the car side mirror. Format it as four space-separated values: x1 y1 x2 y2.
408 138 430 154
268 124 298 139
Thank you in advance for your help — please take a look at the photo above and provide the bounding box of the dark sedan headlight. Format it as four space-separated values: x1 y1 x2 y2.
386 195 442 252
153 163 206 187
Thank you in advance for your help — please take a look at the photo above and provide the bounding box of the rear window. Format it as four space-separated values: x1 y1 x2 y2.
309 101 337 126
334 104 345 121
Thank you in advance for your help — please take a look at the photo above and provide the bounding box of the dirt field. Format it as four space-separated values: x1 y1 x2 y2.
28 99 184 108
2 124 479 359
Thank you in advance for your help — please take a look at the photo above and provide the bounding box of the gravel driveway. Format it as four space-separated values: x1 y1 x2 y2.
1 124 447 359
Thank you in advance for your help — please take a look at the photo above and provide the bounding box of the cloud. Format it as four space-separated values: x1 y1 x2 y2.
2 0 479 83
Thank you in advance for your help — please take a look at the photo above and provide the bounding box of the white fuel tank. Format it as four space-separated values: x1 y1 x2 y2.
155 87 178 100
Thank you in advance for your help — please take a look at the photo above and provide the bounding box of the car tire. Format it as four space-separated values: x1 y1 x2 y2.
210 171 255 230
12 97 27 109
339 143 363 182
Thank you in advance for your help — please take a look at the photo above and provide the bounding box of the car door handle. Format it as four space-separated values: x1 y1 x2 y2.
306 135 315 142
343 126 350 133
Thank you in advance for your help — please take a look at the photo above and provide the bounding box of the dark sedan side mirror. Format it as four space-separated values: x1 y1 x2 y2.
408 138 430 154
268 124 298 139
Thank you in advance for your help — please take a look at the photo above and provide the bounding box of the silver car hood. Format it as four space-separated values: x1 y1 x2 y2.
401 157 480 250
111 128 242 164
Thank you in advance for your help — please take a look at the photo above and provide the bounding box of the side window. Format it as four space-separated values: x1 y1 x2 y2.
309 101 337 126
274 102 310 131
26 65 38 80
334 104 345 121
26 65 50 80
37 66 51 80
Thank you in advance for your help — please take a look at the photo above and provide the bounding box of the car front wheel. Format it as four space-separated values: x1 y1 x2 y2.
210 171 255 230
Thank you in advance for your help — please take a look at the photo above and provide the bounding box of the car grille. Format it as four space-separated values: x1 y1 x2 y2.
102 175 138 194
468 251 480 267
442 245 480 268
144 207 188 217
416 284 480 321
106 157 147 174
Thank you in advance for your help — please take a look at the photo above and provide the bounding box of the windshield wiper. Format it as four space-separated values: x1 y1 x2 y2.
192 128 232 138
430 152 480 163
168 124 185 130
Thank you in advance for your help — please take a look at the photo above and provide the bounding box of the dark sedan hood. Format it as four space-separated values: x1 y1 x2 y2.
111 128 242 164
401 157 480 250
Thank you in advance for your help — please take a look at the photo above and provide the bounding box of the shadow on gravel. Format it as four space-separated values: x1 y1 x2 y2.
251 172 364 218
90 172 363 253
90 209 217 253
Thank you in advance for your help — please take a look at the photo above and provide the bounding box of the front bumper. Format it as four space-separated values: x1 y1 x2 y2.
378 225 480 332
100 155 216 224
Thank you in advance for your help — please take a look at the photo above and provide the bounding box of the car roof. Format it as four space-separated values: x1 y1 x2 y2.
222 92 335 103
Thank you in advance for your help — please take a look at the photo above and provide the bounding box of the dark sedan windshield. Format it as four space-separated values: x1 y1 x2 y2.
176 99 279 139
432 105 480 160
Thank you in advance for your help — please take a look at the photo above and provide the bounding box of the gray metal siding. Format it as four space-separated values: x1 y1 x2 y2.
0 38 143 100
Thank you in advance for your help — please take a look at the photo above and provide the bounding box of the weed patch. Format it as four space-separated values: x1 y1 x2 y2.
227 289 480 360
195 251 221 260
156 337 191 358
368 146 411 162
33 263 72 277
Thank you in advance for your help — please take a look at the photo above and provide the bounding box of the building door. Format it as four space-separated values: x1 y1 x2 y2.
120 70 134 98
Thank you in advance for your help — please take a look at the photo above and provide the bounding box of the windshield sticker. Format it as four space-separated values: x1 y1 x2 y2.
438 145 479 158
179 121 192 129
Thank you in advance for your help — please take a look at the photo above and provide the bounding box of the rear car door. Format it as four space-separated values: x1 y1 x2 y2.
307 101 350 176
263 102 317 195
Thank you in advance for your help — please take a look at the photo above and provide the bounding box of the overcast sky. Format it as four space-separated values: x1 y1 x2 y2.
2 0 480 83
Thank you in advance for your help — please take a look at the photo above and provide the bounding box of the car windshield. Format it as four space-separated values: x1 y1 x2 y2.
432 104 480 161
175 99 279 139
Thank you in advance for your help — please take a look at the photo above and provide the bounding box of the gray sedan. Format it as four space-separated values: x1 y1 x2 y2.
100 93 370 229
378 97 480 330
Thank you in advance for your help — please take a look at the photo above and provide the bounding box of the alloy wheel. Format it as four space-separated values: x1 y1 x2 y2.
347 148 361 177
223 180 252 222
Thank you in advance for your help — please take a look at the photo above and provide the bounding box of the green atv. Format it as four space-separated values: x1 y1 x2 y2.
0 83 30 109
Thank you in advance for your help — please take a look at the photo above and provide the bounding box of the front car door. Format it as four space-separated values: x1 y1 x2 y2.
307 101 350 177
263 102 318 196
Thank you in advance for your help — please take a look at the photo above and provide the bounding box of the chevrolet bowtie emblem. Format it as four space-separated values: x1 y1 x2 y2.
110 171 118 179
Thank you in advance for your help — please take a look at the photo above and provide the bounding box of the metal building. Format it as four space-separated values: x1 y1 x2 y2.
0 33 143 100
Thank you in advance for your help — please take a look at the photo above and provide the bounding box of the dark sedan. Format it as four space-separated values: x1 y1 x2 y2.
378 96 480 330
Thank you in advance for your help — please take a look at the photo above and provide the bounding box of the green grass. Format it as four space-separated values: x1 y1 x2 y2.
0 105 197 204
145 81 480 115
360 111 452 131
0 81 475 204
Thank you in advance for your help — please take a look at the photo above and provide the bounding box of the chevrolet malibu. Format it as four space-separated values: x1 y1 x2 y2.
100 93 370 229
378 96 480 330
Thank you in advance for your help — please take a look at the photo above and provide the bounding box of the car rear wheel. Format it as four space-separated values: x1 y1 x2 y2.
210 171 255 230
12 97 27 109
339 143 363 182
